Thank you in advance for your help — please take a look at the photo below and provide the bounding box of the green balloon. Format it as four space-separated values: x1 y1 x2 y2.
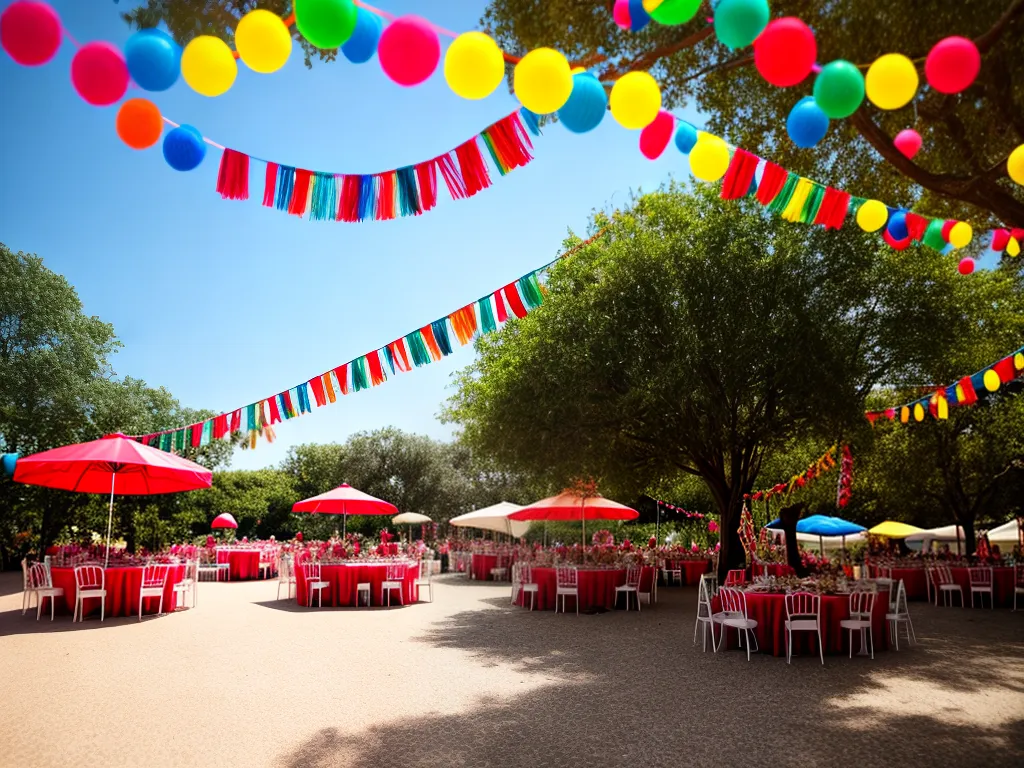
923 219 947 252
650 0 702 25
713 0 769 50
295 0 358 50
813 60 866 119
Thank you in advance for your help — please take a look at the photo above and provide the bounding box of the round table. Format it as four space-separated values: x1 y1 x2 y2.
950 566 1015 607
880 567 928 600
294 562 419 607
519 566 656 612
215 548 263 580
471 553 513 581
50 564 185 618
711 590 889 657
663 559 711 585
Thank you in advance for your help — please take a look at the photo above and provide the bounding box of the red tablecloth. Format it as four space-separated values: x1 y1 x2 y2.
50 565 185 618
294 562 419 607
885 568 929 601
663 560 711 585
518 566 655 612
471 553 498 581
711 591 889 657
950 566 1015 608
216 549 263 580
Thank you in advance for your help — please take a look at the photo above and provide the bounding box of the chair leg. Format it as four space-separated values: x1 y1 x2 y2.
818 630 824 665
100 596 105 623
36 596 43 621
745 629 752 661
51 595 56 621
786 628 791 664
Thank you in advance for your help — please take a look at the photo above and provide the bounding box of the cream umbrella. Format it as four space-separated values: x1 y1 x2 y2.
450 502 530 539
392 511 432 541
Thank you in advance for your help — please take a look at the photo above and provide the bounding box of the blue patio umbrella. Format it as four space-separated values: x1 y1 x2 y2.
766 514 866 550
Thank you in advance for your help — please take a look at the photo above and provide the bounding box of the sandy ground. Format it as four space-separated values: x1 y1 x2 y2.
1 571 1022 768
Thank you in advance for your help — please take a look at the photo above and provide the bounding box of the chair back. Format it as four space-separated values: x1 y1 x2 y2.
21 558 31 591
419 558 432 579
931 565 954 586
719 586 748 617
625 565 642 588
968 566 992 587
725 569 745 586
386 563 407 581
29 562 51 590
141 564 168 589
75 565 104 591
556 566 578 588
785 591 820 622
496 553 510 569
186 558 200 583
278 554 293 581
893 579 909 615
875 565 892 579
303 562 321 582
520 563 533 584
697 574 714 611
848 588 876 619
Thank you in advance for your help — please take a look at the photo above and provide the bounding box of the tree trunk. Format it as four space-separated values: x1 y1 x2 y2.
960 516 976 557
779 502 809 577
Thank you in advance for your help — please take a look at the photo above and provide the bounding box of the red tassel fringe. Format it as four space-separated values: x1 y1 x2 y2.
262 163 278 207
720 148 758 200
367 351 387 386
376 172 396 220
217 149 250 200
756 162 788 205
337 175 361 222
288 169 313 217
487 113 534 170
503 283 529 319
455 138 492 197
417 161 438 212
437 153 467 200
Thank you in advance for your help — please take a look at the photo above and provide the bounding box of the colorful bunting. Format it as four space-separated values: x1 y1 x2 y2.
744 446 839 503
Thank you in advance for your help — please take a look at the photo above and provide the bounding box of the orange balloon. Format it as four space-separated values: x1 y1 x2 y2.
116 98 163 149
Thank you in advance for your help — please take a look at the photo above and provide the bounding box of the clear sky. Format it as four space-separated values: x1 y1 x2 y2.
0 0 701 470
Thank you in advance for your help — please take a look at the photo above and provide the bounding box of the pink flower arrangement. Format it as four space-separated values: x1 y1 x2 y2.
708 520 719 534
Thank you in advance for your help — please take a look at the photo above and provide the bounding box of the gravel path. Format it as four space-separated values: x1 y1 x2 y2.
1 572 1021 768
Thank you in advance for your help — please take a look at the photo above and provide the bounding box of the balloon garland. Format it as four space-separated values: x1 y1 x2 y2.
865 345 1024 426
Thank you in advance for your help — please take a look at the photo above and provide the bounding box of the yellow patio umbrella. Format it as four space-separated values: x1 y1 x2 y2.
868 521 924 539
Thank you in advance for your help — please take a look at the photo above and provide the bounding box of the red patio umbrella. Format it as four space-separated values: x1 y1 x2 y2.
291 483 398 536
13 433 212 566
211 513 238 529
508 491 639 549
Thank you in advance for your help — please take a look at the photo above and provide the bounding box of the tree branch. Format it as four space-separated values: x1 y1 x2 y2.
975 0 1024 53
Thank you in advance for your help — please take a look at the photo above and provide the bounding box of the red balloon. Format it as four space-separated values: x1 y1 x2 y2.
882 229 910 250
639 110 675 159
958 257 975 275
753 17 816 88
71 41 128 106
893 129 922 159
377 15 439 87
991 229 1010 252
925 36 980 95
941 219 957 242
1 0 61 66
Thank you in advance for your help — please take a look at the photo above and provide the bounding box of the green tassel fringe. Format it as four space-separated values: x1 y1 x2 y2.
309 173 337 222
430 320 453 356
768 174 798 214
406 331 431 367
351 357 369 392
518 273 544 309
478 296 496 334
800 183 825 224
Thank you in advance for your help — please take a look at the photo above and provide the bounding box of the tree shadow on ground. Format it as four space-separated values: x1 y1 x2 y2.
274 588 1024 768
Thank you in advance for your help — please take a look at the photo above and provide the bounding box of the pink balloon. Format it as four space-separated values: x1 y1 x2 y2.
958 257 975 275
925 36 980 95
377 16 439 87
893 129 922 159
639 110 675 159
71 41 128 106
1 0 61 66
613 0 630 30
753 17 816 88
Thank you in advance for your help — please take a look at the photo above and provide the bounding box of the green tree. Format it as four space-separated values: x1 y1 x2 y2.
176 468 297 541
443 185 1015 577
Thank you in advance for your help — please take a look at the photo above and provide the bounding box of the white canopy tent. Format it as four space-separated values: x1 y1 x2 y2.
985 518 1023 546
904 524 966 553
449 502 531 538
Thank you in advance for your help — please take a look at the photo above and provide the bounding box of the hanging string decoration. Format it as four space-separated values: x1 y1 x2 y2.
743 446 838 503
836 444 854 508
653 500 708 519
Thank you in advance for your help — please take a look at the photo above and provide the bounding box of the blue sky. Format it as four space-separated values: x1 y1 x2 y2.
1 0 702 469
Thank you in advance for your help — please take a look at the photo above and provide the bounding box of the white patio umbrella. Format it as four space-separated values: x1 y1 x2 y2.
392 511 432 541
985 518 1023 547
449 502 531 538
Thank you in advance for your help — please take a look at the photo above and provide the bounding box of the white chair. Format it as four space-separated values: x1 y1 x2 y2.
724 569 745 586
555 566 579 615
713 587 759 661
381 563 406 607
515 563 539 611
1015 564 1024 611
662 559 681 586
173 559 198 609
510 562 522 605
28 562 64 621
276 555 296 601
490 554 510 581
693 574 717 652
885 579 916 650
303 562 330 608
875 577 896 613
258 550 275 580
197 555 221 583
138 564 169 622
840 589 877 659
356 580 371 607
930 565 964 607
21 558 34 616
784 591 823 665
416 558 433 603
73 565 107 623
968 566 994 609
615 566 642 611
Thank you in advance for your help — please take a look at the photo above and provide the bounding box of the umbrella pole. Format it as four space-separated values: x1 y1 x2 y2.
581 499 586 550
655 501 660 546
104 474 116 569
819 534 823 555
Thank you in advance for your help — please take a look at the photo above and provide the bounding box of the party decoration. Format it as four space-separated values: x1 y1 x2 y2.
949 221 973 248
893 129 921 159
444 32 504 100
163 125 207 171
648 0 701 25
812 60 864 119
181 35 237 96
615 0 651 32
786 97 829 148
1008 237 1021 257
1008 144 1024 186
1 0 61 66
378 15 440 87
689 133 731 181
341 6 382 64
887 210 908 241
674 121 698 153
235 9 292 74
713 0 770 50
557 71 607 133
856 199 888 232
983 368 1000 392
514 47 572 114
925 36 980 94
295 0 358 50
1 453 17 477
116 98 163 150
639 110 675 159
71 42 129 106
754 17 816 88
957 257 975 275
865 53 918 110
609 70 661 129
745 446 838 503
124 28 181 91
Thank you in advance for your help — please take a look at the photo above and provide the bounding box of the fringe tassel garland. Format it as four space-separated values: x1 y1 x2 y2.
216 149 249 200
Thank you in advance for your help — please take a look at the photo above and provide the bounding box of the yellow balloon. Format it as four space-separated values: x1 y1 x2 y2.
937 397 949 420
689 133 731 182
643 0 665 11
865 53 918 110
856 199 888 232
949 221 973 248
444 32 505 100
181 35 237 97
609 71 661 130
1009 144 1024 186
1015 352 1024 371
913 403 925 422
1007 237 1021 257
900 406 909 424
983 369 1000 392
236 9 291 74
513 47 573 114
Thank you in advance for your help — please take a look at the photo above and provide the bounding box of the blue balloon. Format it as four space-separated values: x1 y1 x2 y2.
786 97 829 148
163 125 206 171
627 0 651 31
342 7 382 64
887 210 909 241
674 121 698 153
557 72 606 133
1 453 18 477
124 29 181 92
